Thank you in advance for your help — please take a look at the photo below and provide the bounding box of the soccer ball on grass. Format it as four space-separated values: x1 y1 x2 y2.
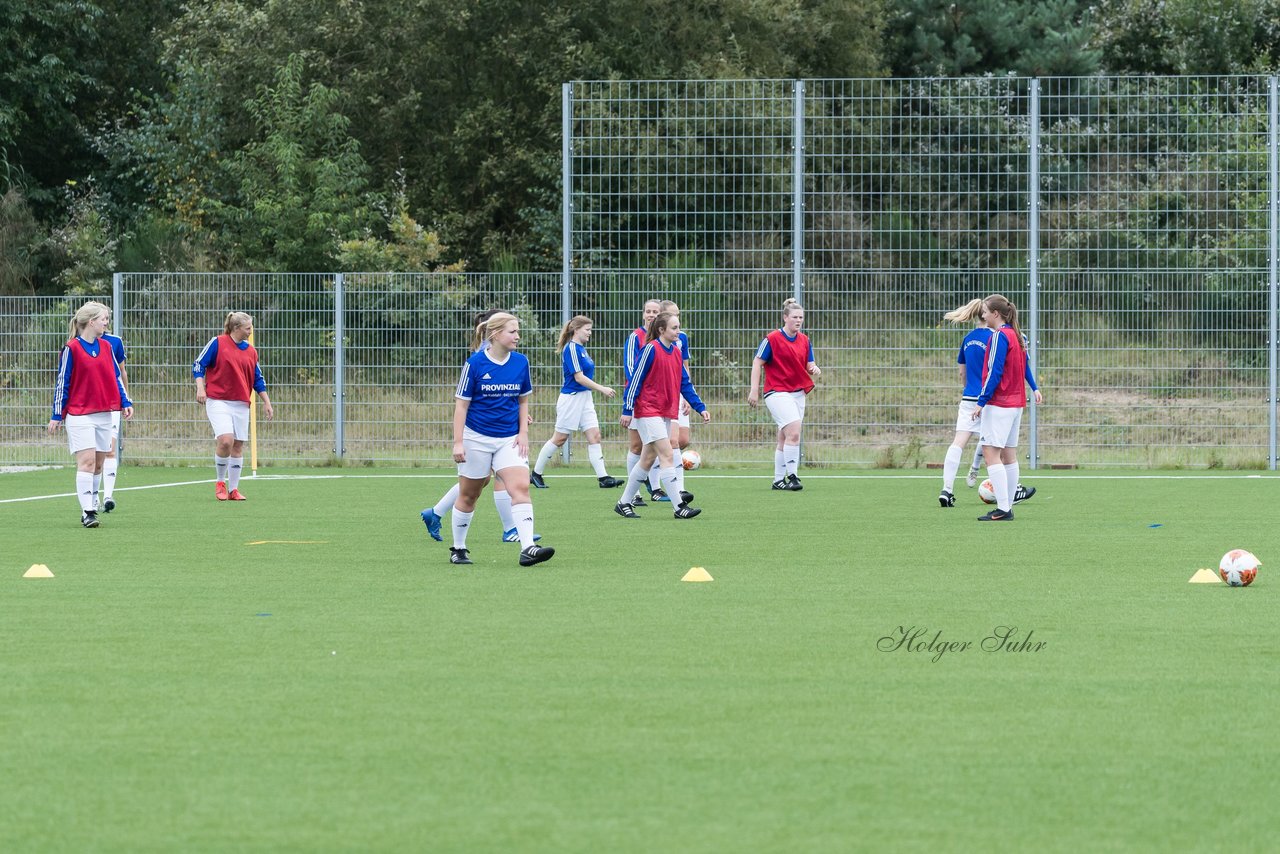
680 449 702 470
1219 549 1260 587
978 479 996 504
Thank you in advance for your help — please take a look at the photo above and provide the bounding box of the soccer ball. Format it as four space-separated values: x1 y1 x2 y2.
680 449 702 470
1219 549 1260 587
978 479 996 504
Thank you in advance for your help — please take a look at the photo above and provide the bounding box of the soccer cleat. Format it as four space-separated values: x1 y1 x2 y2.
679 489 694 504
597 475 624 488
630 494 648 507
786 474 803 491
449 547 473 565
102 497 116 513
228 489 246 501
519 544 556 566
772 479 788 490
614 502 640 519
1013 485 1036 504
530 471 548 489
978 508 1015 521
81 510 99 528
420 508 443 542
673 503 702 519
651 489 671 502
939 490 955 508
215 481 229 501
502 528 541 543
965 468 980 488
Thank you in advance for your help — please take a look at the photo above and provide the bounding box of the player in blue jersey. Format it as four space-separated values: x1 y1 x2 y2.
623 299 662 505
447 312 554 567
99 313 129 513
421 309 539 544
936 298 1041 508
530 315 623 489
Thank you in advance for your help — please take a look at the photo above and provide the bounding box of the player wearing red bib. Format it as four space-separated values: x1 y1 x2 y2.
48 301 134 527
193 312 275 501
747 299 821 490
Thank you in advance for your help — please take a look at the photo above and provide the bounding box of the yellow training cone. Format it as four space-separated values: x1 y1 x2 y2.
682 566 713 583
1188 568 1222 584
23 564 54 578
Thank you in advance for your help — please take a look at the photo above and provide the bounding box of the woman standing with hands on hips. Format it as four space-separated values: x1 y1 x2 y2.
613 311 710 520
449 312 555 567
747 298 820 491
48 301 134 528
193 311 275 501
530 315 624 489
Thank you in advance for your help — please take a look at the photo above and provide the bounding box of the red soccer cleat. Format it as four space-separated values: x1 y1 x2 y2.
228 489 246 501
215 481 229 501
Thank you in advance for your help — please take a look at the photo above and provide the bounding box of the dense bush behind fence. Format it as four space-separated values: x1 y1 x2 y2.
4 75 1280 469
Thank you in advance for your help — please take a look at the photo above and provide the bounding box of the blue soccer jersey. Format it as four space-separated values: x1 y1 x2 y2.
455 349 532 437
561 342 594 394
101 332 127 367
958 327 993 400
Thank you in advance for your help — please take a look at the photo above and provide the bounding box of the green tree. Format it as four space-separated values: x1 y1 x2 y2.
884 0 1099 77
1091 0 1280 74
214 53 377 272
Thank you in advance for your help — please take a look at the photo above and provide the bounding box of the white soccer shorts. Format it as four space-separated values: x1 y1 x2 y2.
954 399 980 433
65 411 114 454
765 390 807 429
206 398 251 440
633 416 672 445
458 428 528 479
978 404 1023 449
553 391 600 434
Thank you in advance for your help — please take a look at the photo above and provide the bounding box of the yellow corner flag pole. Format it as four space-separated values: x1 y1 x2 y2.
249 329 258 477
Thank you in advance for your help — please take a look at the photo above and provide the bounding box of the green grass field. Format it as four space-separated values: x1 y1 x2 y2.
2 466 1278 851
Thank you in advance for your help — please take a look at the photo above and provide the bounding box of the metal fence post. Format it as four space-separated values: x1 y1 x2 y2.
334 272 345 461
1027 79 1041 470
561 82 574 464
792 80 805 303
112 271 124 463
1269 77 1278 470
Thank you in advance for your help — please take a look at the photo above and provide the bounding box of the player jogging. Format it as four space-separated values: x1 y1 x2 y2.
747 298 821 490
530 315 624 489
622 299 661 506
193 311 275 501
48 301 134 528
99 316 129 512
613 311 710 520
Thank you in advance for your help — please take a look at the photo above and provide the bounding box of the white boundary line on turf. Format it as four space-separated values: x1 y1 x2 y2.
3 471 1275 505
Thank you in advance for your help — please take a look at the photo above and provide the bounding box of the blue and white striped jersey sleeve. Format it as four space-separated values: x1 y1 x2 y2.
624 333 642 381
253 364 267 394
754 337 772 362
455 361 474 400
51 346 72 420
1021 333 1039 392
192 337 219 378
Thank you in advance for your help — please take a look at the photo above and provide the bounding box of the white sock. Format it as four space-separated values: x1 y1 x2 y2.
987 463 1010 511
92 473 101 508
648 462 661 491
493 489 515 531
102 458 118 498
774 449 785 482
228 457 243 490
215 455 229 482
660 466 683 507
783 443 800 478
621 460 647 504
511 502 536 549
451 509 473 549
1006 461 1020 503
587 443 608 477
626 451 641 476
433 483 460 517
533 441 557 475
942 444 964 493
77 471 95 512
971 445 983 472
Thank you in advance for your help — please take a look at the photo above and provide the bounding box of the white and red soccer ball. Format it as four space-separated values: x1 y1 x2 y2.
680 449 702 471
978 479 997 504
1219 549 1260 587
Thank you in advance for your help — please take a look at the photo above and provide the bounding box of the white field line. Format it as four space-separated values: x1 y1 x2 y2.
2 471 1275 505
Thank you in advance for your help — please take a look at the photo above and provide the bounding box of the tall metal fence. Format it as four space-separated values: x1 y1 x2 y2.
3 76 1278 469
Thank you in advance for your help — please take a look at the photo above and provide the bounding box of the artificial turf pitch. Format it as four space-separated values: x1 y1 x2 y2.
2 467 1277 851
